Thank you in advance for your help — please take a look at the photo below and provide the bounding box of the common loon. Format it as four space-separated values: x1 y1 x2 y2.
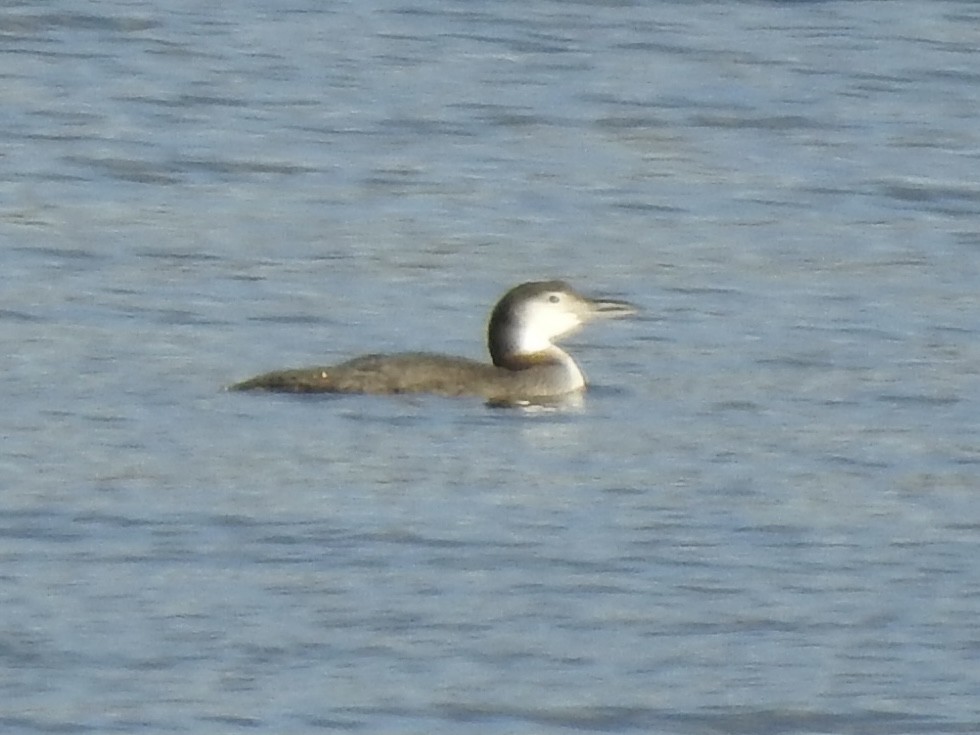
229 280 637 403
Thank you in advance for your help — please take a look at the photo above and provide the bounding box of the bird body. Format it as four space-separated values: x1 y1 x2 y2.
230 280 636 403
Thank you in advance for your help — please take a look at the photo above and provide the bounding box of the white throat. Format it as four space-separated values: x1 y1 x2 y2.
545 344 587 392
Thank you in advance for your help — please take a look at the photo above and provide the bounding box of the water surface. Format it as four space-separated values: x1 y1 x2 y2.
2 1 979 732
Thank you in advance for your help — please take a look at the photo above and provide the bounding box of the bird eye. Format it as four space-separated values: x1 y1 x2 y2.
549 294 560 303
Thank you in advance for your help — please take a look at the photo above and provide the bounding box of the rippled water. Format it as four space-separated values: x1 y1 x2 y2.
3 1 980 733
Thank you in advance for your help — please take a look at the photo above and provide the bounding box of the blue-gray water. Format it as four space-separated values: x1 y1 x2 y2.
3 1 980 732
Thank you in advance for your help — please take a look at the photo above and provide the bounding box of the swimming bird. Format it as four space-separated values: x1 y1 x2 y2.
229 280 636 403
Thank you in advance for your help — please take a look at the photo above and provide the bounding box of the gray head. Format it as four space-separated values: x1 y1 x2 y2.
487 280 637 368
